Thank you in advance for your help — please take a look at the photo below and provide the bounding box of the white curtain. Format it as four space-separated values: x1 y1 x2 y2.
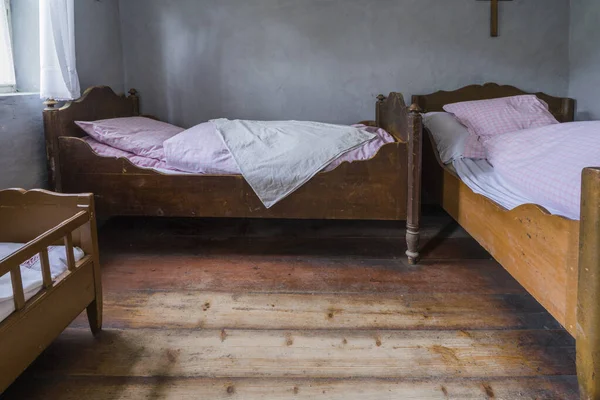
40 0 80 100
0 0 15 87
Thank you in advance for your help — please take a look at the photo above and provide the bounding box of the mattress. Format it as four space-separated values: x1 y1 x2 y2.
0 243 85 322
451 158 567 218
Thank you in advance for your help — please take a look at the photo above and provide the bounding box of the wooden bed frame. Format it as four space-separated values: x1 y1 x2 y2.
43 86 424 261
0 189 102 392
414 83 600 399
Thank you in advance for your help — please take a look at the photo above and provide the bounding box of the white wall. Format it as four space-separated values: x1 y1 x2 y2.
119 0 571 128
569 0 600 120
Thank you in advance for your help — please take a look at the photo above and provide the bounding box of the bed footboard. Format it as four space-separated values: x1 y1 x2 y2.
577 167 600 400
0 189 102 392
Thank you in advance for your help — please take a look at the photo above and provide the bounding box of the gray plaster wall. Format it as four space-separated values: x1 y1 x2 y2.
75 0 125 92
0 94 46 189
569 0 600 120
1 0 124 189
119 0 571 127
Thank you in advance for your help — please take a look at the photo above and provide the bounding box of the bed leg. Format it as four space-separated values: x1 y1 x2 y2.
406 104 423 265
577 167 600 400
86 201 103 336
86 299 102 335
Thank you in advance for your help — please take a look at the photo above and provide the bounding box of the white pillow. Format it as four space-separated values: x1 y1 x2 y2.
422 112 470 164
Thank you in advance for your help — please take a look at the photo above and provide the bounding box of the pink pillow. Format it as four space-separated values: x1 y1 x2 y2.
81 136 173 170
443 95 559 159
75 117 184 160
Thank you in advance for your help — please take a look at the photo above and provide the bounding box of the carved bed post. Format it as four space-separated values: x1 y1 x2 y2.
43 99 61 191
406 104 423 265
128 89 140 115
577 167 600 400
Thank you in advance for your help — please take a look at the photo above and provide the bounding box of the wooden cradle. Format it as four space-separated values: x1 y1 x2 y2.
414 83 600 399
0 189 102 392
43 86 424 261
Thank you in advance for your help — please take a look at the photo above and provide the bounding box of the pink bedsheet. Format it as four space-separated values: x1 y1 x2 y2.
484 121 600 220
82 124 394 175
324 125 394 171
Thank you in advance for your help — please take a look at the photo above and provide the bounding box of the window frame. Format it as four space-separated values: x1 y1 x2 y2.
0 0 15 94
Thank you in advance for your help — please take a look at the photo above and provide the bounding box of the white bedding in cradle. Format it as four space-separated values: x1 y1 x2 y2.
451 158 566 217
0 243 85 322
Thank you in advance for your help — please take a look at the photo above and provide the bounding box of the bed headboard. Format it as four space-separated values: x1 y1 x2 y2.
43 86 140 191
411 83 575 123
376 92 411 142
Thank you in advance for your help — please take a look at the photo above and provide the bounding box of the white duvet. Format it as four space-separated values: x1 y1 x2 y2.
0 243 85 322
209 119 376 208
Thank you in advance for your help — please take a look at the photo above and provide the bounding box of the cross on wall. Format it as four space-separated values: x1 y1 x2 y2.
478 0 513 37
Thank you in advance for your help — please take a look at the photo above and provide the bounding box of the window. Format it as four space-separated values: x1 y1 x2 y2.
0 0 15 93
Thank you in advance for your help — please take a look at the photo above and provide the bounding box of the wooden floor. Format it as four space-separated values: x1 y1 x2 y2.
2 212 579 399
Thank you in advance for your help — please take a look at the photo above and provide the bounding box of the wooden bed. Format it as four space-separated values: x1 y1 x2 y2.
43 86 424 261
0 189 102 392
414 83 600 399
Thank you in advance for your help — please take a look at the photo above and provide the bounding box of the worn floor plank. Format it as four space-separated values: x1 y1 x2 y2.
98 214 467 240
71 291 561 331
99 257 517 294
31 328 575 379
1 215 578 399
4 376 579 400
98 213 488 260
100 236 490 260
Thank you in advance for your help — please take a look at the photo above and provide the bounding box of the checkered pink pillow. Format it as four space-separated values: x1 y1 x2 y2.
75 117 184 160
443 95 559 159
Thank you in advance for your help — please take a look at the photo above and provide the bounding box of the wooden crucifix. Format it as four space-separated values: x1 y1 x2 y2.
479 0 513 37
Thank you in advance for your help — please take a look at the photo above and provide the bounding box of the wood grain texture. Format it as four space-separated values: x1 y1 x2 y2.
94 214 488 262
71 291 562 331
47 88 415 223
58 137 407 220
0 264 96 392
97 257 518 294
376 93 408 142
577 168 600 399
413 83 595 399
412 82 575 122
5 376 579 400
406 105 423 264
491 0 499 37
439 167 579 335
3 215 578 398
414 84 579 332
43 87 138 191
0 189 102 393
32 328 575 378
